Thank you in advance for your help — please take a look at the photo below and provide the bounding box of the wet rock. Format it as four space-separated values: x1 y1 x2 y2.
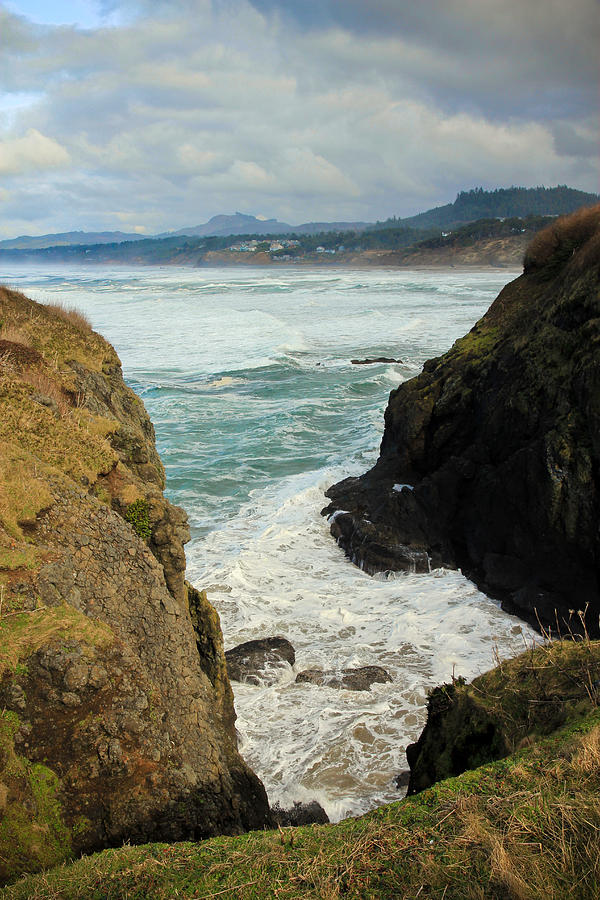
271 800 330 826
325 208 600 636
295 665 392 691
395 770 411 789
225 637 295 685
351 356 402 365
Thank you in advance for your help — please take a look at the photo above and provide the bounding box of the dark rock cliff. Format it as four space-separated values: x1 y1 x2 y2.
324 206 600 635
0 288 271 884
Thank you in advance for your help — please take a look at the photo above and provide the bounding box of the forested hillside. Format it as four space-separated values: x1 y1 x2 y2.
378 186 600 231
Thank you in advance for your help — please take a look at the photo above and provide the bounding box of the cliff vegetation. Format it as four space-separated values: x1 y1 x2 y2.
4 637 600 898
3 208 600 895
0 287 270 885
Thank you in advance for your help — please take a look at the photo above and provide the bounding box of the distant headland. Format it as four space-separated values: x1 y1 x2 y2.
1 186 597 269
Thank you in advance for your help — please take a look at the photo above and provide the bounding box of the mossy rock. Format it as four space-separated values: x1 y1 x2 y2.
0 710 73 884
324 205 600 635
124 498 152 542
407 639 600 794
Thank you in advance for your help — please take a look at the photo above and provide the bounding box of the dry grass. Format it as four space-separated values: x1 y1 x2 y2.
44 302 92 333
0 446 54 541
571 727 600 776
0 324 32 346
20 368 71 417
1 285 113 374
0 380 117 524
523 204 600 275
0 602 114 678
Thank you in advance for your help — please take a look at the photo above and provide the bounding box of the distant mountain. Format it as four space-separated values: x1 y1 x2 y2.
161 212 370 238
0 230 144 250
159 212 294 238
375 186 600 232
2 187 596 254
0 215 372 250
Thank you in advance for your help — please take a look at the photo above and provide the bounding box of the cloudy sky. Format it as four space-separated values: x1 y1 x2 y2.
0 0 598 237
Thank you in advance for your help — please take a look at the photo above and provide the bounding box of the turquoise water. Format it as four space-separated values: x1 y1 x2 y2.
5 264 534 819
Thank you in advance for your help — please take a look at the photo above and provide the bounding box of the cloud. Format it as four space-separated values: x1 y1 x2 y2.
0 127 70 174
0 0 596 237
177 144 220 174
246 0 599 66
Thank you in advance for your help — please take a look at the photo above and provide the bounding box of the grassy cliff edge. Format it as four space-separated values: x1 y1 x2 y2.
3 638 600 899
0 288 270 886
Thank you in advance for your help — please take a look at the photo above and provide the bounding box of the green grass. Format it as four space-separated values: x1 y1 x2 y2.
0 602 114 678
3 709 600 899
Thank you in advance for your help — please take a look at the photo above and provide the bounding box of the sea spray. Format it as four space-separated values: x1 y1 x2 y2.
6 263 535 819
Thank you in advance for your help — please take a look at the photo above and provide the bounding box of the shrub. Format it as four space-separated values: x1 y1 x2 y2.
124 498 152 541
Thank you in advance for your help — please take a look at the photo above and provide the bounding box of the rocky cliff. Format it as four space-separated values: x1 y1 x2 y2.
405 638 600 795
0 287 271 884
323 205 600 635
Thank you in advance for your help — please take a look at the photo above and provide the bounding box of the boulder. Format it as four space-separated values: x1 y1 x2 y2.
225 637 296 685
395 770 411 789
271 801 330 827
295 665 392 691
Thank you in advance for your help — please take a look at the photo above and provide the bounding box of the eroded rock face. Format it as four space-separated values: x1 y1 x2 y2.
225 637 296 686
324 206 600 635
0 288 271 885
295 666 392 691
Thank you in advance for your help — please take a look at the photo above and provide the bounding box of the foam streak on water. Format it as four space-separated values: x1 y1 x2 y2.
4 264 535 820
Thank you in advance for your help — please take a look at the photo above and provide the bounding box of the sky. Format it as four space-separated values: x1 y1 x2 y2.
0 0 598 238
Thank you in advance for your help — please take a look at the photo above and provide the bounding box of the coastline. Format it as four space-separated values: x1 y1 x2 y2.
0 233 529 272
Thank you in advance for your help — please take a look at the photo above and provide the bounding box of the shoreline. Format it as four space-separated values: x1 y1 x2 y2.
0 234 529 272
2 259 522 273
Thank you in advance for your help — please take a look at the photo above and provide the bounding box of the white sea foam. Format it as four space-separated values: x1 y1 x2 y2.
186 469 534 821
206 376 246 389
6 262 528 821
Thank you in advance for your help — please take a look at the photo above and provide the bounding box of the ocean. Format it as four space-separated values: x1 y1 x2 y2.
4 263 535 821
